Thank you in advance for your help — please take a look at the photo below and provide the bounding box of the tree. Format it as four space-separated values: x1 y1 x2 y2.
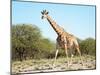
12 24 55 61
12 24 41 61
80 38 96 56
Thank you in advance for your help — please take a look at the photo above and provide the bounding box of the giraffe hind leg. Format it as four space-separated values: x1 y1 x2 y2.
73 39 83 65
76 46 83 66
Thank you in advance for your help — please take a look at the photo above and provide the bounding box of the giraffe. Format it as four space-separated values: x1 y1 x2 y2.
41 10 82 66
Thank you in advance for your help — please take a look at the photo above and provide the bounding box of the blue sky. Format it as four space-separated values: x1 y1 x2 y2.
12 1 96 41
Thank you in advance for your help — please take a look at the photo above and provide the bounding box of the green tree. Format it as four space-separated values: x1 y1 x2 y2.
12 24 41 61
12 24 55 61
80 38 96 56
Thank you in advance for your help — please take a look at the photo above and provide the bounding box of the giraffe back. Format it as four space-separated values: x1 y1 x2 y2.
56 32 78 49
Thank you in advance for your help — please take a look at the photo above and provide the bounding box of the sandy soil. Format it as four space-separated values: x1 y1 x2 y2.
12 55 96 74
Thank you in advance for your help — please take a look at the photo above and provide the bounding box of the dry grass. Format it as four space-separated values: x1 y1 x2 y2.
12 55 96 74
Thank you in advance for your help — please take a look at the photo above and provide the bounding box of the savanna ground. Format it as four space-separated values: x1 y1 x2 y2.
12 55 96 74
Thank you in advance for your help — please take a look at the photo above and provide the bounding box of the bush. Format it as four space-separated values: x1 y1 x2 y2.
80 38 96 56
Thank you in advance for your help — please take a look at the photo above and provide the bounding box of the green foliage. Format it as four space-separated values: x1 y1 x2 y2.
80 38 96 56
12 24 55 61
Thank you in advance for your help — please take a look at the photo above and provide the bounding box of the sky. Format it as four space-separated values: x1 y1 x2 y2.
12 1 96 41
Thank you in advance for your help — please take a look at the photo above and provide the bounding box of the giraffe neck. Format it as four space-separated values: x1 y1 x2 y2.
46 15 64 35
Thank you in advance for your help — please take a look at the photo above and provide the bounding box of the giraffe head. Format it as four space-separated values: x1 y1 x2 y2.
41 10 49 19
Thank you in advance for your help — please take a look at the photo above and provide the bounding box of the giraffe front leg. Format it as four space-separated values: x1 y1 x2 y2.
64 44 70 67
53 42 59 67
63 37 70 67
70 53 74 66
53 49 59 67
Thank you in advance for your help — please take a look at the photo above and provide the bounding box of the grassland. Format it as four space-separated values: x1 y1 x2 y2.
12 55 96 74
